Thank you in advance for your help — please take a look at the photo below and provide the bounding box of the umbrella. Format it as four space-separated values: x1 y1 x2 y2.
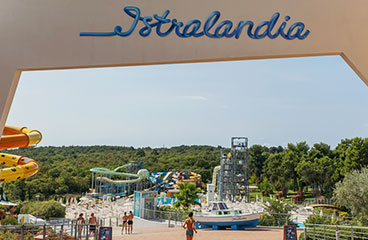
319 209 324 217
0 201 17 206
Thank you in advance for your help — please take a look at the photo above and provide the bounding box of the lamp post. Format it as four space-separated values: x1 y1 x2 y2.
35 194 40 217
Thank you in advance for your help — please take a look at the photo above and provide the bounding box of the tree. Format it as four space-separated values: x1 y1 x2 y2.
296 143 335 194
259 177 273 196
136 149 146 157
39 200 66 219
2 140 368 202
261 199 294 226
174 183 201 209
248 145 269 182
281 142 309 191
331 138 353 184
262 152 287 194
340 138 368 175
20 200 65 219
333 167 368 225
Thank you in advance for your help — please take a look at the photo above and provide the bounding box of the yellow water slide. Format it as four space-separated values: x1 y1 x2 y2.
0 126 42 182
212 166 221 186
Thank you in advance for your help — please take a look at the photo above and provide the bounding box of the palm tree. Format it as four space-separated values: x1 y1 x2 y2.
262 199 294 226
174 183 201 209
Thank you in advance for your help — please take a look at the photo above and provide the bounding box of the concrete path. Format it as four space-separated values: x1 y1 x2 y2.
111 218 285 240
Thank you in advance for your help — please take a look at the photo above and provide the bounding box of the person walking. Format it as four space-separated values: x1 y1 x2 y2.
88 213 98 238
183 212 197 240
76 213 85 239
122 212 128 234
127 211 134 234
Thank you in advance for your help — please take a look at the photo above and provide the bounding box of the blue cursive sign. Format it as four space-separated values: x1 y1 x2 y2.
80 6 310 40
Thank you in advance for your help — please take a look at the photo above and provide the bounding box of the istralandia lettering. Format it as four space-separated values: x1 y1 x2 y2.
80 6 310 40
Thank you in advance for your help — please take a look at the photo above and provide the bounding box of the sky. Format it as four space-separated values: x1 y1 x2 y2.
6 55 368 148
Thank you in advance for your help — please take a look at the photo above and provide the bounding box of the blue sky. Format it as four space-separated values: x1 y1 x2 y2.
6 55 368 148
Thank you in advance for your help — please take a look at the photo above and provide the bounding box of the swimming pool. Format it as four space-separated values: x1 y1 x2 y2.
292 221 306 228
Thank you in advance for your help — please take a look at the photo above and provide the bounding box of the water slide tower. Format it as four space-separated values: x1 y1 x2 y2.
218 137 249 202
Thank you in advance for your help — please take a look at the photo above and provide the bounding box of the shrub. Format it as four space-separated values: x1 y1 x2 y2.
259 178 273 196
159 205 176 212
262 198 294 226
249 175 257 185
20 200 65 219
305 215 331 225
1 216 18 225
304 214 345 226
39 200 65 219
258 213 276 226
0 209 6 220
0 231 34 240
333 167 368 225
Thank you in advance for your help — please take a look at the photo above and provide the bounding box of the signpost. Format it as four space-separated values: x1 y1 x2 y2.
99 227 112 240
284 225 297 240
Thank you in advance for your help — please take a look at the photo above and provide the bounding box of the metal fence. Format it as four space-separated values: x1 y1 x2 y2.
140 208 192 227
0 220 107 240
305 224 368 240
302 198 335 206
141 209 300 227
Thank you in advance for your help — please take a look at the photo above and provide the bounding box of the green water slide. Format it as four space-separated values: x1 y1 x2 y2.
90 163 149 184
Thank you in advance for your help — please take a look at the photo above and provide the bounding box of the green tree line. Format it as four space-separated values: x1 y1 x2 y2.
2 136 368 201
249 137 368 196
2 145 222 201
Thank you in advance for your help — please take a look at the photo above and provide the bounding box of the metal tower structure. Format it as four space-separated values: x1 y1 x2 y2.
218 137 249 202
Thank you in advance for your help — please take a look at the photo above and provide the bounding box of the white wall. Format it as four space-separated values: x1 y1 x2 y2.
0 0 367 133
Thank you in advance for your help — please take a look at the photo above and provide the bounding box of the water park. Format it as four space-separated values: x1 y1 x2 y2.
2 125 368 240
2 0 368 239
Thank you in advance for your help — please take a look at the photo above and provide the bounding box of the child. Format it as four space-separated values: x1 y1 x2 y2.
182 212 197 240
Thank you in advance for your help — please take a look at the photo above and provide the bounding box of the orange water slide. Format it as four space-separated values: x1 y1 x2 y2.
0 126 42 182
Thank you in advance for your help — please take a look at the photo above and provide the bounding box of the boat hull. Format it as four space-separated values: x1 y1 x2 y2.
195 213 261 230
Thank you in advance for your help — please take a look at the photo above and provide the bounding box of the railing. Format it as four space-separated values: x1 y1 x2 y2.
0 221 105 240
305 224 368 240
140 208 192 227
141 209 307 228
303 198 335 206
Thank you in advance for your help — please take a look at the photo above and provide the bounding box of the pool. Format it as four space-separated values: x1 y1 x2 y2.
292 222 305 228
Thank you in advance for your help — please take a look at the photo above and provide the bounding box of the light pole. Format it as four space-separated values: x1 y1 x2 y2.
35 194 40 217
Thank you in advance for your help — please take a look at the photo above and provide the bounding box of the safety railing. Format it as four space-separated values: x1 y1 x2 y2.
0 221 104 240
302 198 335 206
139 208 192 227
305 224 368 240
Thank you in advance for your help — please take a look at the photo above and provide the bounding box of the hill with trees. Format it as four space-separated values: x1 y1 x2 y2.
2 136 368 202
2 145 222 201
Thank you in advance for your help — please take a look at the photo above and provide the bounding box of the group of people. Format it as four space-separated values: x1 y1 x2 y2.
76 212 98 238
76 210 197 240
121 211 134 234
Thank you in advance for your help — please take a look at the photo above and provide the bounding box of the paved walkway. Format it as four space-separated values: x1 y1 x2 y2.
111 218 284 240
